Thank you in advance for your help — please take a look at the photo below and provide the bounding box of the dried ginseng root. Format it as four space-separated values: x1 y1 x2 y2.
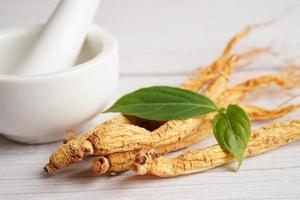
90 72 300 175
131 120 300 177
243 104 300 120
181 26 253 91
90 68 300 175
46 65 300 174
44 24 295 174
90 103 300 175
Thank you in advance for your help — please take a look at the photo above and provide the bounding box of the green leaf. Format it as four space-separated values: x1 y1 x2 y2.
212 104 251 169
105 86 218 121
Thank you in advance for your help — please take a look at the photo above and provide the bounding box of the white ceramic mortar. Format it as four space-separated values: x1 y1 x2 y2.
0 24 118 144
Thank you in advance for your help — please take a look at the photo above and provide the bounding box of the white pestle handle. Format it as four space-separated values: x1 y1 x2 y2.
13 0 101 75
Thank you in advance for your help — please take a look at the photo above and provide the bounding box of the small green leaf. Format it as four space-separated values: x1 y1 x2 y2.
212 104 251 169
105 86 218 121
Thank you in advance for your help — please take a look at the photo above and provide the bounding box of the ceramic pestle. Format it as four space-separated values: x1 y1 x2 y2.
12 0 101 75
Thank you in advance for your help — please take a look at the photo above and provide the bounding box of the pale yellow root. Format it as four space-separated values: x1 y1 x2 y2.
91 104 300 175
91 150 141 175
89 71 300 175
243 104 300 121
235 47 277 68
131 120 300 177
63 69 299 174
89 70 300 175
181 26 252 91
44 24 298 174
220 75 296 106
44 114 154 173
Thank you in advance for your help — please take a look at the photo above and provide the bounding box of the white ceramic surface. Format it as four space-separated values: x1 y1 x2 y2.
13 0 101 75
0 24 118 144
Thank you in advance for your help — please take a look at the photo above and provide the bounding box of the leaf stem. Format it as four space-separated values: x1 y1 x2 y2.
217 107 226 114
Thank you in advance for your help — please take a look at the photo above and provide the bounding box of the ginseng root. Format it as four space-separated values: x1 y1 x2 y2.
44 25 299 174
45 66 300 174
90 104 300 175
131 120 300 177
90 71 300 175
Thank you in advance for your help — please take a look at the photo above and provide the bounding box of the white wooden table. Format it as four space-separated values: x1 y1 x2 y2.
0 0 300 199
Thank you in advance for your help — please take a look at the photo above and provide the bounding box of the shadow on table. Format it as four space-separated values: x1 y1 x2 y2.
0 134 19 145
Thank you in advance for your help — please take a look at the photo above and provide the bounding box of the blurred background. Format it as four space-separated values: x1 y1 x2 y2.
1 0 300 75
